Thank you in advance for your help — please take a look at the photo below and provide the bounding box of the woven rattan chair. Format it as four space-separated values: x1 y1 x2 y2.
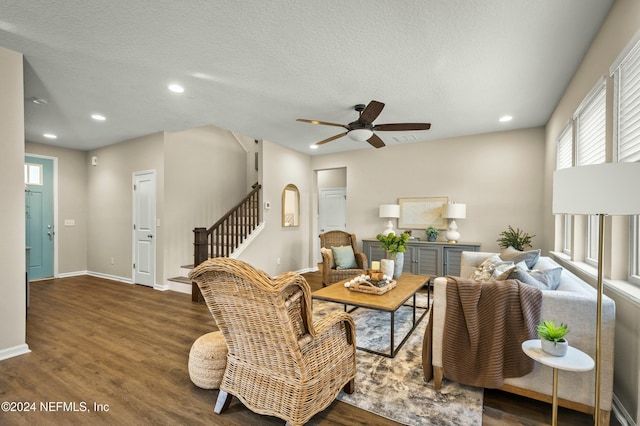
189 258 356 426
319 230 368 286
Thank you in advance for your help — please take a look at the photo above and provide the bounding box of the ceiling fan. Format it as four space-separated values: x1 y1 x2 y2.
296 100 431 149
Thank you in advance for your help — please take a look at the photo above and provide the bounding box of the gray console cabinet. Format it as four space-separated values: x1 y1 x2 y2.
362 239 481 278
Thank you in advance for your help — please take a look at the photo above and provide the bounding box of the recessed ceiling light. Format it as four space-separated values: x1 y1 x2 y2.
43 133 57 139
91 114 106 121
309 144 318 150
168 83 184 93
499 115 513 122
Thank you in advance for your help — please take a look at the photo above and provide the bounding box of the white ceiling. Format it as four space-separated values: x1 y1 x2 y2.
2 1 613 155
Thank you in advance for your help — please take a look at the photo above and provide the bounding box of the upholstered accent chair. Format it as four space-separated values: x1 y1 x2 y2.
319 230 368 286
189 257 356 426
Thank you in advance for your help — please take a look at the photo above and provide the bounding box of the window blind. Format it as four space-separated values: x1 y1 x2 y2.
614 41 640 163
556 123 573 170
575 82 606 166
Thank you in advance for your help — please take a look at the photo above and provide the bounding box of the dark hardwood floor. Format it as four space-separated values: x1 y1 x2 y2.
0 271 617 425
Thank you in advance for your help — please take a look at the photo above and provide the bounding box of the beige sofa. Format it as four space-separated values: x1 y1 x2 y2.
428 251 615 425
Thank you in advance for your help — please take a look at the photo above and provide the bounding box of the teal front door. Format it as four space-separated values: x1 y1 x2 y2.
25 156 54 280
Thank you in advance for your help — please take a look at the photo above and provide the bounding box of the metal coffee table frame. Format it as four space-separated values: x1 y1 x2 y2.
312 274 430 358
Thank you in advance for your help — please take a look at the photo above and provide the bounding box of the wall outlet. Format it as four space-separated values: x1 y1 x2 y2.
110 257 115 265
277 257 281 265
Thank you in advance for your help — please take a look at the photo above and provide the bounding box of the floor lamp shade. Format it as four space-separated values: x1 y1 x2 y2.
552 162 640 426
379 204 400 236
552 162 640 215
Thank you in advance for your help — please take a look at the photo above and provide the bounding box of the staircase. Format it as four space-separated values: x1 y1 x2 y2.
168 183 262 301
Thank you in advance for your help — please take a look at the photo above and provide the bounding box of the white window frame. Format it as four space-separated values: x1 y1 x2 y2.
612 31 640 284
556 121 573 254
574 79 606 268
24 163 43 186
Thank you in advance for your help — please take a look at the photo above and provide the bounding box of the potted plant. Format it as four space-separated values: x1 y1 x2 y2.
376 232 410 279
497 225 535 251
425 226 439 242
537 320 569 356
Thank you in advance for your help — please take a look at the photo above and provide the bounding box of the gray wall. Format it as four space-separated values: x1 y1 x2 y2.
543 0 640 421
25 142 88 275
310 126 545 258
0 47 27 359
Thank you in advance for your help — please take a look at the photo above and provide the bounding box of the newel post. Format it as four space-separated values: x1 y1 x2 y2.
192 227 208 302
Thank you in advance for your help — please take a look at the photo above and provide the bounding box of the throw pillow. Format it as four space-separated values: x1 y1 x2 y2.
332 245 357 270
320 247 336 269
493 260 528 280
471 255 513 281
501 246 541 269
508 266 563 290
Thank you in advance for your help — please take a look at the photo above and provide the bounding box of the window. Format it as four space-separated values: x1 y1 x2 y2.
612 35 640 284
24 163 43 186
574 80 606 266
556 123 573 253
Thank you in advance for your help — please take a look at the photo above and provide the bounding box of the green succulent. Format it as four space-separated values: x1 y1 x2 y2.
426 226 440 239
536 320 568 343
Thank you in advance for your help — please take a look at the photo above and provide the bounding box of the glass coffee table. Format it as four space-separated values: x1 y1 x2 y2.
312 273 430 358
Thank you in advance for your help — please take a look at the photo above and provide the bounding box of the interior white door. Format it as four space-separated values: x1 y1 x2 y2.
319 188 347 233
133 170 156 287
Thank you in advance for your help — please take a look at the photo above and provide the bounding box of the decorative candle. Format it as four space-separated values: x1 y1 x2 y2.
371 260 380 271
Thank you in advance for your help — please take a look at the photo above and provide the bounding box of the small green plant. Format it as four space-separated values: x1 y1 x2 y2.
425 226 439 241
536 320 568 343
376 232 410 254
497 225 535 251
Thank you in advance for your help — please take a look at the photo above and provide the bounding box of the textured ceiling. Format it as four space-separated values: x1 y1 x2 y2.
2 0 613 155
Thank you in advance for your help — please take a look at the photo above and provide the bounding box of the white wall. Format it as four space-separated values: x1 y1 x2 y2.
543 0 640 421
310 127 545 261
0 47 28 360
237 140 313 276
164 125 247 282
25 142 88 275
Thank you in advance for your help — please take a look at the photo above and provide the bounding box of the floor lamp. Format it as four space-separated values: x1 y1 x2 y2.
553 162 640 425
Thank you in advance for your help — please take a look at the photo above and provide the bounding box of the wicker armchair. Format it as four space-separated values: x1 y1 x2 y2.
319 230 368 286
188 258 356 426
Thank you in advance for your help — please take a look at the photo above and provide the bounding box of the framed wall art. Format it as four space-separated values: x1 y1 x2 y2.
398 197 448 230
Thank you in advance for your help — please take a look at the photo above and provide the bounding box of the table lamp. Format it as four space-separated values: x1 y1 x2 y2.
443 203 466 243
379 204 400 236
553 162 640 426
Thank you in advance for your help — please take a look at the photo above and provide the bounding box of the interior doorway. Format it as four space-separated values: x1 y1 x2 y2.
132 170 157 287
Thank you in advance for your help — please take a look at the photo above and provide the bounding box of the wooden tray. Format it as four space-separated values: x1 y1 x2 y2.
348 279 396 295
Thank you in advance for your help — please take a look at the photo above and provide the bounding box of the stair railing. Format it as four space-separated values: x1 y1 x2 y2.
193 183 261 267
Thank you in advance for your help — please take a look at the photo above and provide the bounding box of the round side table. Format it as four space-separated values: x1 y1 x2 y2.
522 339 594 426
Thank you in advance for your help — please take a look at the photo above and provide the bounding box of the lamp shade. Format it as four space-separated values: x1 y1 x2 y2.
553 162 640 215
379 204 400 218
443 203 466 219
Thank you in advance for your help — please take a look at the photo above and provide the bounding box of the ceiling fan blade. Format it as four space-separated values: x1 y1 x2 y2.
296 118 347 128
367 133 385 149
315 132 348 146
358 100 385 124
373 123 431 131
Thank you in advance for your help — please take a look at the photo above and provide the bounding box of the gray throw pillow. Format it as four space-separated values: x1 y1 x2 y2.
501 246 541 269
332 245 357 270
508 266 563 290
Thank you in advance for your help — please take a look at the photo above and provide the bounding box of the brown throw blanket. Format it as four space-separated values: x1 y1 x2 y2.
442 277 542 388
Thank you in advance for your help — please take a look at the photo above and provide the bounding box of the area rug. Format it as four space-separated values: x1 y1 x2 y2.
313 293 483 426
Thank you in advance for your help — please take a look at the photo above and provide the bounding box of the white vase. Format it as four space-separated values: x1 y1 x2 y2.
380 259 395 278
386 252 404 279
541 339 568 357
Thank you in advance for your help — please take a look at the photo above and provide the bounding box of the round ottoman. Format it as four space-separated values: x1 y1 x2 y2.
188 331 228 389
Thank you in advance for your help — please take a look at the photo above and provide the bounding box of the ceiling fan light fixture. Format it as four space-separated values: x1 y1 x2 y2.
348 128 373 142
